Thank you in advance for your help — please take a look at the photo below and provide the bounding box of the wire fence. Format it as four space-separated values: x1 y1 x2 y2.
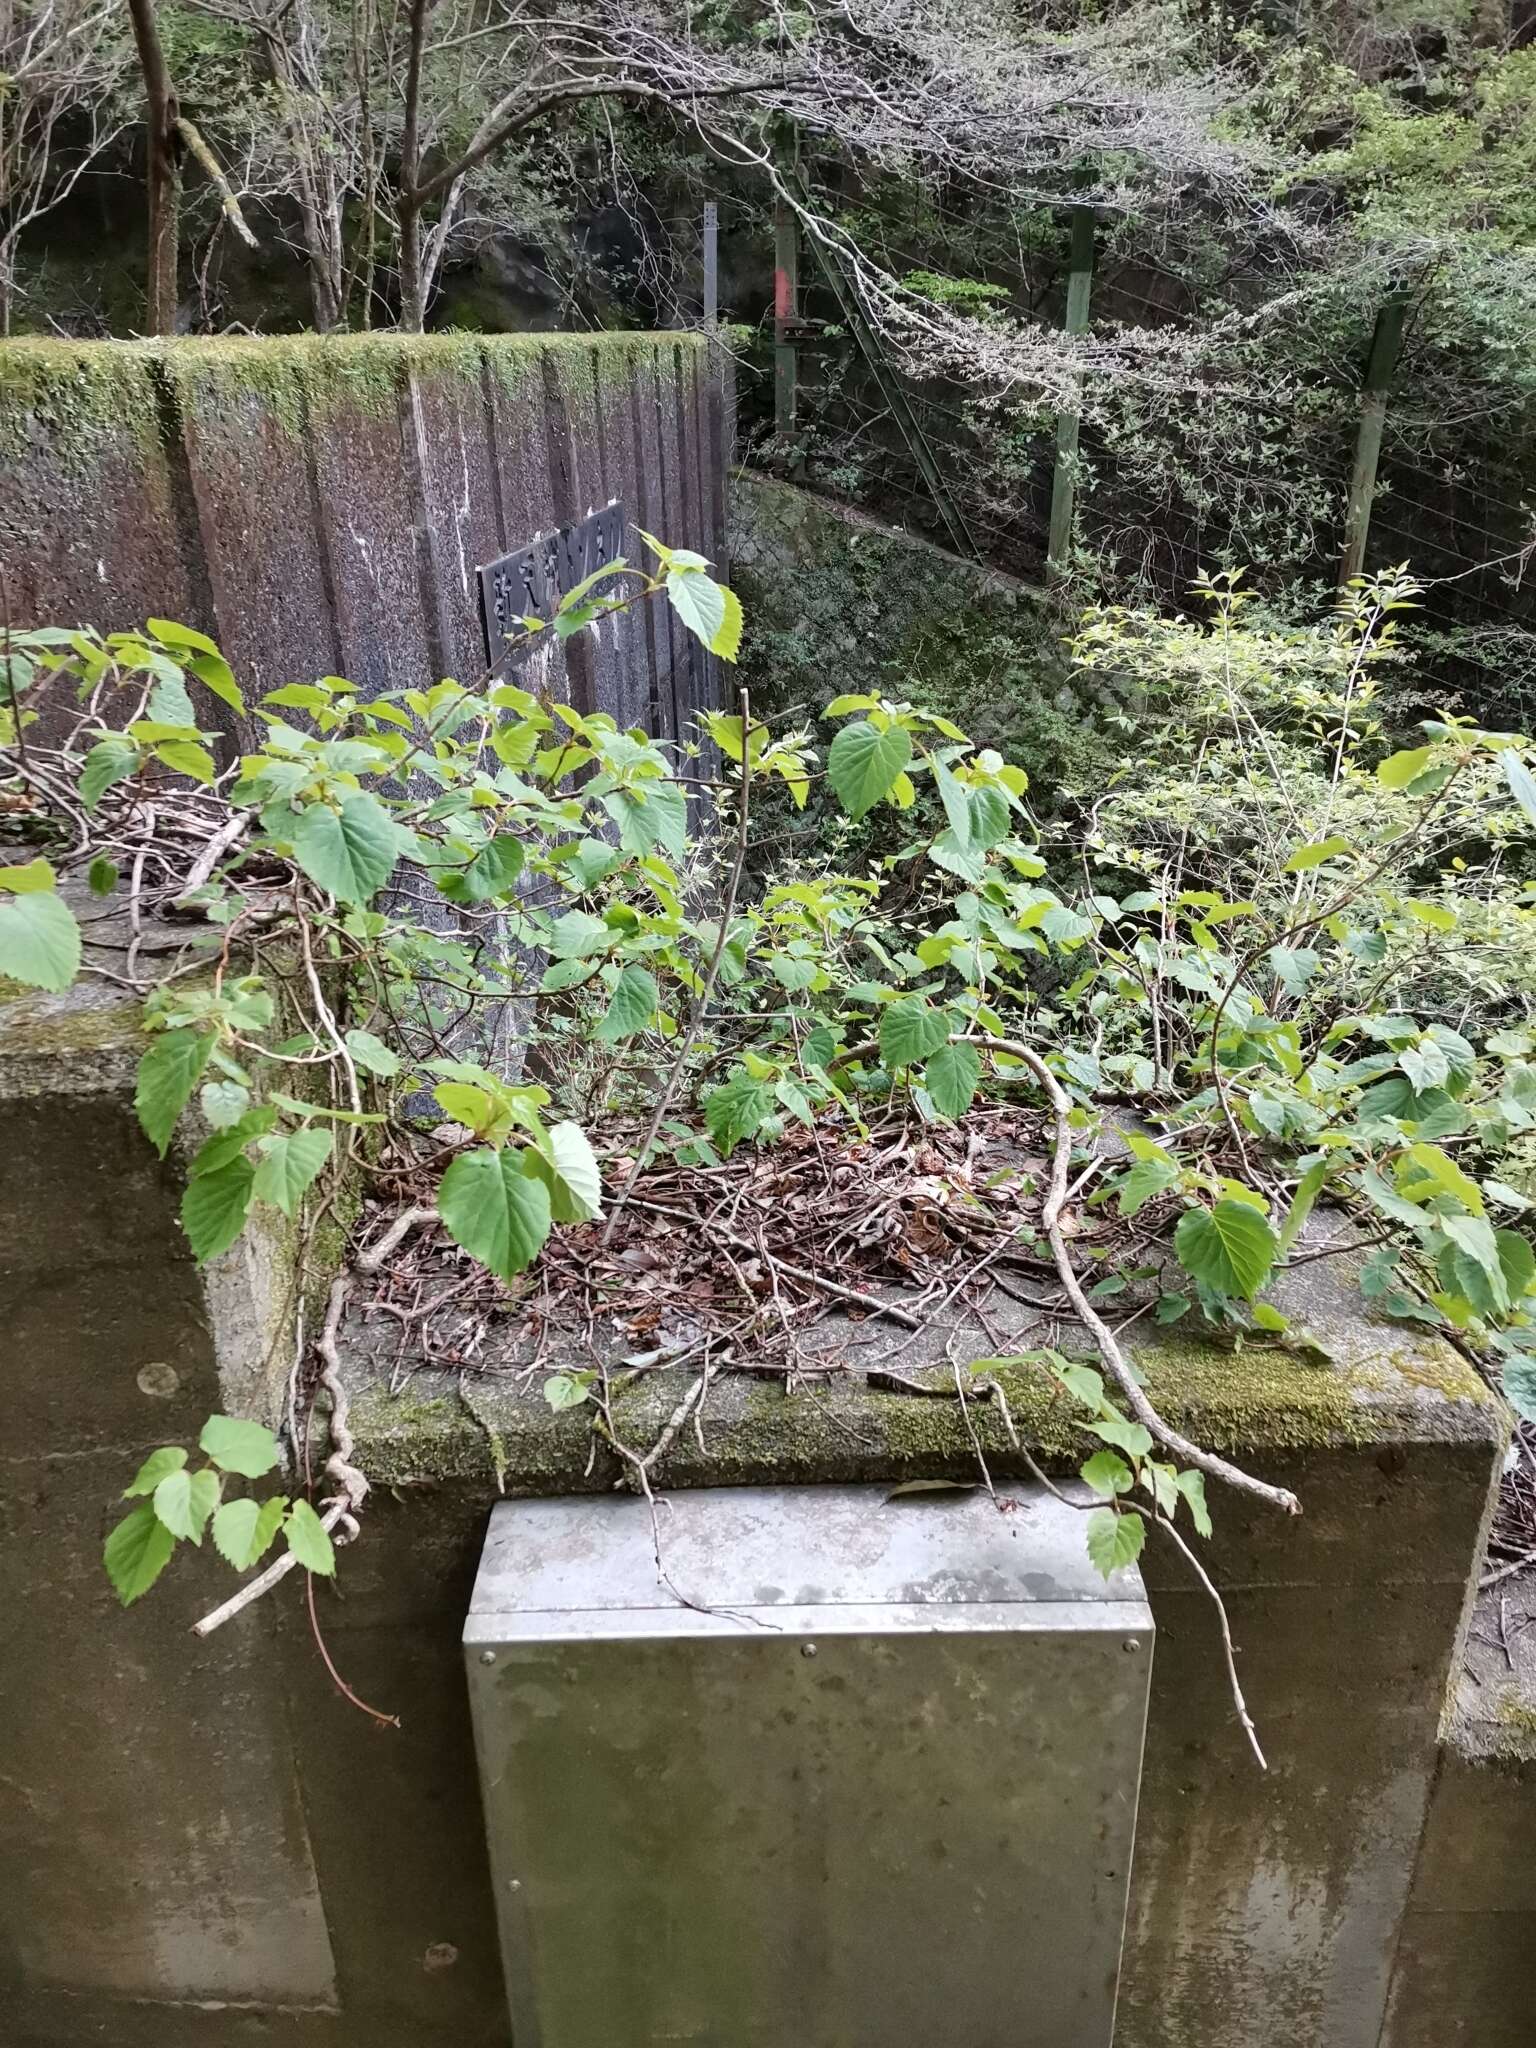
707 175 1536 728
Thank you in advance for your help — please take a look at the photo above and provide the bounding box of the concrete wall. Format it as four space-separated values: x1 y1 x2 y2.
1378 1589 1536 2046
3 968 1528 2047
0 981 339 2042
0 331 731 740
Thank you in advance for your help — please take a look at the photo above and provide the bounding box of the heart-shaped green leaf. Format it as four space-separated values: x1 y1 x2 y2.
181 1157 256 1263
283 1498 336 1574
104 1503 176 1605
251 1127 333 1219
438 1146 553 1281
199 1414 282 1479
879 999 949 1068
524 1121 604 1223
1174 1199 1278 1299
595 964 659 1042
1086 1508 1145 1579
923 1041 981 1118
153 1465 221 1544
136 1028 216 1157
212 1494 287 1570
288 793 401 905
827 720 912 819
0 885 80 992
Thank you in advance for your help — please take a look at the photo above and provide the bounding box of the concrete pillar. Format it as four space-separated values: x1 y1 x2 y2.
0 973 337 2041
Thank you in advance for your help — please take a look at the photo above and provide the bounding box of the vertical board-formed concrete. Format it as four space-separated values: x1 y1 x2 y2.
634 345 683 736
166 346 344 697
0 349 195 630
308 352 433 701
0 332 731 744
538 343 612 720
590 341 658 733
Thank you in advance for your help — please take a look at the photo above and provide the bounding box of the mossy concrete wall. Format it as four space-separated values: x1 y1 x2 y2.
730 469 1043 680
0 974 336 2038
329 1257 1514 2048
1377 1580 1536 2046
729 473 1113 809
0 332 730 739
2 973 1529 2046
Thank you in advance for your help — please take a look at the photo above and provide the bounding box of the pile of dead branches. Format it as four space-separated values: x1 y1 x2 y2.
356 1101 1080 1385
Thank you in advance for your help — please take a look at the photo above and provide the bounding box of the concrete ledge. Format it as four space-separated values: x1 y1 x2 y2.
341 1245 1500 1498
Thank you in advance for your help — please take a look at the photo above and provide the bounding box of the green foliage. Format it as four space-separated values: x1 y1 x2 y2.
199 1413 283 1478
7 551 1530 1611
287 792 404 905
1174 1202 1279 1302
101 1416 320 1607
283 1498 337 1575
437 1147 554 1280
1304 48 1536 253
826 716 913 818
0 859 80 991
924 1041 982 1119
900 270 1012 317
1086 1507 1145 1578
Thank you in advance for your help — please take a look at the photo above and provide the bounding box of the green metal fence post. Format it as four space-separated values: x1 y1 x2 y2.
1046 205 1097 585
1339 290 1412 586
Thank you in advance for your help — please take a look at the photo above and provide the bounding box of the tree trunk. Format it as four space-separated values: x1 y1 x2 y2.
263 18 343 331
398 199 425 331
126 0 182 334
396 0 433 331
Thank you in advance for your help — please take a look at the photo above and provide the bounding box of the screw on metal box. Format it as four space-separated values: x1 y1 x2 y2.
464 1484 1153 2048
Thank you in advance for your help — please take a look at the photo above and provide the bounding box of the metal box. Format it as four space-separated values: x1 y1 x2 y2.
464 1484 1152 2048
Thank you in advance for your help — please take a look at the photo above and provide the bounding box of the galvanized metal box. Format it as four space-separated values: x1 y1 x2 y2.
464 1483 1152 2048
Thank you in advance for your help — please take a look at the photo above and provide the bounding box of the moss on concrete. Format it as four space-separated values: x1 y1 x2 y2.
729 474 1106 836
1493 1686 1536 1736
348 1383 590 1488
0 981 146 1101
0 987 143 1056
343 1273 1501 1498
0 339 163 476
0 330 707 465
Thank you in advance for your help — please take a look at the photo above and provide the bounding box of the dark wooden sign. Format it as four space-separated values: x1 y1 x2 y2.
477 500 626 671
